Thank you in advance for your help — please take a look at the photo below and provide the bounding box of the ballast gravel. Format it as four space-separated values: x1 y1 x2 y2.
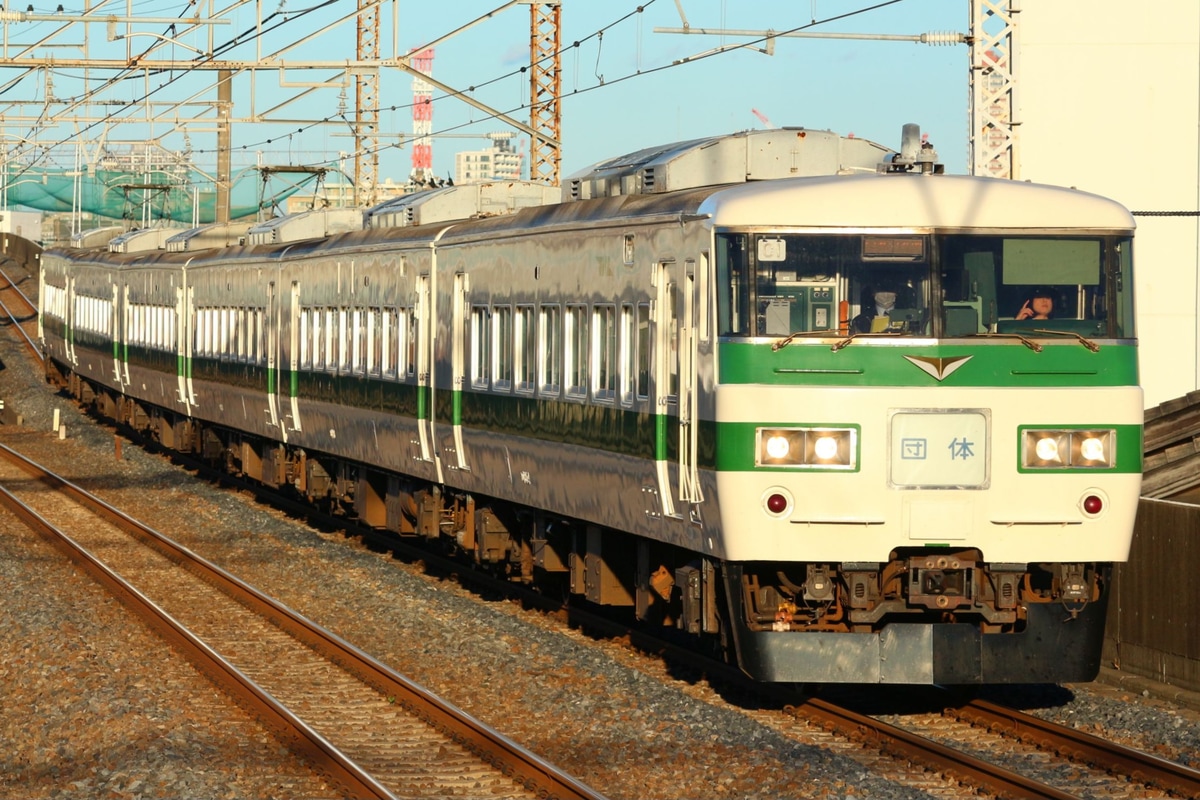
2 314 1200 799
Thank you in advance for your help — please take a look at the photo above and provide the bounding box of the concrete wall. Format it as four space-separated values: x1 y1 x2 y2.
1018 4 1200 408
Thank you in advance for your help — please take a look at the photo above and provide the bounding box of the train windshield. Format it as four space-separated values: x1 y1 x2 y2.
715 232 1134 340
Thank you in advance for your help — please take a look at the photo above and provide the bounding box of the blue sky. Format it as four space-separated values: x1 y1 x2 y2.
5 1 970 186
388 0 970 179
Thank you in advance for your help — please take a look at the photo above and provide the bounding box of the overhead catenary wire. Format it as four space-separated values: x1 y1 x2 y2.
2 0 907 185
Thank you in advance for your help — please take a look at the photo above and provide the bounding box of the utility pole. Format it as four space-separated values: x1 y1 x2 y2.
656 2 1020 179
969 0 1018 179
357 0 381 206
525 2 562 186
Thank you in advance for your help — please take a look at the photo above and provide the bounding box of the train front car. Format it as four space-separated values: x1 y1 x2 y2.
705 172 1140 684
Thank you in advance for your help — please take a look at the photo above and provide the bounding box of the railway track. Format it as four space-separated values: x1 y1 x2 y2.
788 690 1200 800
96 422 1200 800
0 440 604 800
0 263 42 366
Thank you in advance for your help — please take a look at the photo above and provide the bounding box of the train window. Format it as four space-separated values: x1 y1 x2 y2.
255 309 264 363
939 234 1125 338
666 283 679 400
470 305 490 388
515 305 535 393
365 308 375 374
239 308 249 361
592 304 617 402
380 308 393 377
337 308 350 370
300 308 311 368
325 309 337 371
620 304 636 404
493 305 513 391
565 304 588 397
392 308 404 377
219 308 230 359
716 233 750 335
406 307 418 379
312 309 324 369
349 309 362 373
539 304 561 396
637 303 650 399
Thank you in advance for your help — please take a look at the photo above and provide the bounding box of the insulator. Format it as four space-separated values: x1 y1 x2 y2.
920 31 963 46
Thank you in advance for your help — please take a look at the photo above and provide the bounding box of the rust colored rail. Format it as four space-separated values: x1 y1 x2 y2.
789 697 1079 800
0 265 41 364
0 441 605 800
951 697 1200 798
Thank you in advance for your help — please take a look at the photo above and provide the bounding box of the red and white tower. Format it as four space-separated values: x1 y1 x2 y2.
410 48 435 185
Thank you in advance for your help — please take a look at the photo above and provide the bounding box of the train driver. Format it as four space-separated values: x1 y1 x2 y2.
1015 289 1055 321
852 286 899 333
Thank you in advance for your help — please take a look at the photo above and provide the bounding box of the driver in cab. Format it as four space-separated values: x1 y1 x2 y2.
853 288 899 333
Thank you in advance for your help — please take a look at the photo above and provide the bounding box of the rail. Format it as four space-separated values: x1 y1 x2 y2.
949 698 1200 798
0 441 605 800
0 265 42 365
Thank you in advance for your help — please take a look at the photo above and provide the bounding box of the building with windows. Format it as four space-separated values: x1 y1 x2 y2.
455 133 523 184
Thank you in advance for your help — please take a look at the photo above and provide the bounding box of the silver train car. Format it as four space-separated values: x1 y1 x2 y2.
39 127 1142 684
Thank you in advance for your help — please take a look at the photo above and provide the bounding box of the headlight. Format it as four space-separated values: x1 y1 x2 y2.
757 427 856 469
1022 429 1115 469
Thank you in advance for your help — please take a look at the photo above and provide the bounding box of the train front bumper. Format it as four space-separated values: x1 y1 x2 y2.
728 598 1110 684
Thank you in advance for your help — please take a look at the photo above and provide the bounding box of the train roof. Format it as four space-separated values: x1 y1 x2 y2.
563 127 893 200
699 172 1136 231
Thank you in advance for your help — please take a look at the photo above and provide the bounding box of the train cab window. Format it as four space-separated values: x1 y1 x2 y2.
716 232 942 338
939 235 1130 339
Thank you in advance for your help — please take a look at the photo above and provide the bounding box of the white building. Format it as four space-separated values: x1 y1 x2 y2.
1017 4 1200 408
454 133 523 185
0 209 42 243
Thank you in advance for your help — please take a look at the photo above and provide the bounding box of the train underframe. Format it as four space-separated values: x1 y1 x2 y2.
53 365 1112 686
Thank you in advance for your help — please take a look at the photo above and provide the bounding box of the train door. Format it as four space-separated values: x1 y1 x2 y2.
116 282 128 388
678 261 703 509
651 259 703 521
174 283 191 415
449 271 470 471
283 280 302 433
65 276 77 365
415 272 443 480
265 279 284 440
652 260 682 519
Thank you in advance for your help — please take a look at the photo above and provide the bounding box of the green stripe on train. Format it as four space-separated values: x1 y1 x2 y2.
718 341 1139 387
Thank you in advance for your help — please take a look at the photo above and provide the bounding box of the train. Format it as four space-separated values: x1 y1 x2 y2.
38 125 1142 684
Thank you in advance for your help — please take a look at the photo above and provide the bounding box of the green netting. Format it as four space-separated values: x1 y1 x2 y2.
4 166 313 223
